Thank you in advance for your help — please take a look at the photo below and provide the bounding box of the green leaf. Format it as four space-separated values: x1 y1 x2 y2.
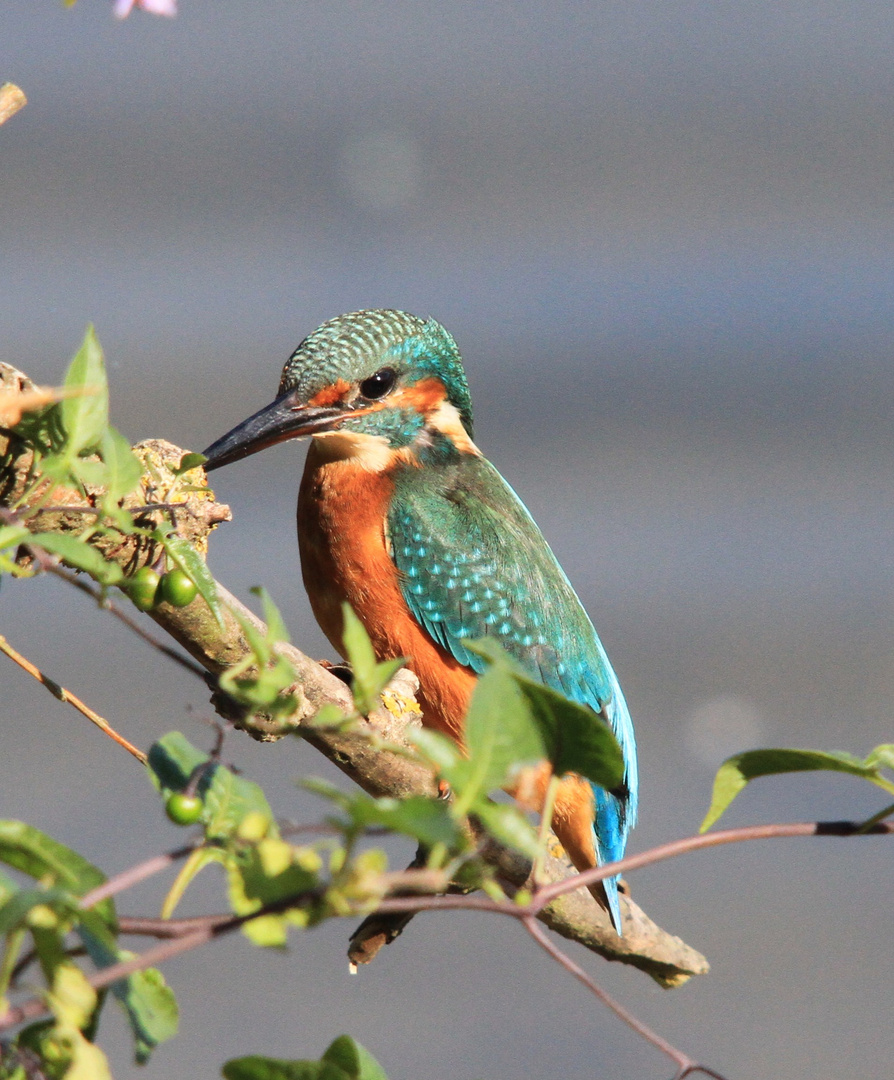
50 1022 113 1080
222 1040 389 1080
517 680 624 791
14 1018 114 1080
0 867 16 904
463 638 625 791
46 962 97 1032
175 452 208 476
28 531 123 585
67 456 109 489
250 586 290 644
117 967 178 1063
226 837 320 947
460 662 546 804
340 604 403 714
10 385 68 460
60 325 109 457
146 733 276 842
25 450 75 487
98 428 143 505
14 1022 102 1080
309 704 351 729
322 1035 389 1080
216 589 302 721
347 795 466 850
194 757 283 836
220 661 300 720
161 530 224 629
0 886 78 935
701 748 891 831
223 1057 351 1080
146 731 208 792
472 802 540 859
0 821 113 925
340 604 376 687
408 728 463 773
79 912 178 1064
160 846 226 920
864 743 894 771
0 524 31 552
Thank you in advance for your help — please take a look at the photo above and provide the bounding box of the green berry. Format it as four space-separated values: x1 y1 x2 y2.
165 792 203 825
128 566 161 611
159 568 198 607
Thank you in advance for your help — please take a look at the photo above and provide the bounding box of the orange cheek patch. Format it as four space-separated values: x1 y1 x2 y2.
394 378 447 412
309 378 353 407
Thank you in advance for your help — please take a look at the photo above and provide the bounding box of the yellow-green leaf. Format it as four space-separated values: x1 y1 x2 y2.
61 326 108 456
701 747 889 832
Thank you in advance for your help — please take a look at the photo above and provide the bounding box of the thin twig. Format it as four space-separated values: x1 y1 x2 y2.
35 554 207 680
674 1066 731 1080
0 632 147 763
27 502 190 518
521 914 722 1078
11 945 87 987
855 801 894 833
529 819 894 911
0 926 224 1031
118 914 233 937
80 844 197 909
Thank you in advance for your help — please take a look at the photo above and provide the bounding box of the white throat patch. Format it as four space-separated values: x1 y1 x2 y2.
311 429 394 472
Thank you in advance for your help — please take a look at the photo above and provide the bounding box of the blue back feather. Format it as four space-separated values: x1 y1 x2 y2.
388 452 637 930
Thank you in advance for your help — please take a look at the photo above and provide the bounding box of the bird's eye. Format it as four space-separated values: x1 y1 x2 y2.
358 368 397 400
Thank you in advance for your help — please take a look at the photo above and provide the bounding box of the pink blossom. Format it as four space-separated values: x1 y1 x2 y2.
113 0 178 18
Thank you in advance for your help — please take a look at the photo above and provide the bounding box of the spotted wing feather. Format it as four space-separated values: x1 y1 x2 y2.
388 454 637 922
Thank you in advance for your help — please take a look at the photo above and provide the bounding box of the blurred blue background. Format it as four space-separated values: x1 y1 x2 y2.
3 3 894 1077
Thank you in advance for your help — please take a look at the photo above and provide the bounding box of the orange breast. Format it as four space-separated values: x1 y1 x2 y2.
297 440 477 741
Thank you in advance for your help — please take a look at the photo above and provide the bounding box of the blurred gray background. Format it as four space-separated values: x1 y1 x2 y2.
3 2 894 1077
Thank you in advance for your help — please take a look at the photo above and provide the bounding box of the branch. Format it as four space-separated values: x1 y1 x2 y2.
0 631 146 763
0 360 708 987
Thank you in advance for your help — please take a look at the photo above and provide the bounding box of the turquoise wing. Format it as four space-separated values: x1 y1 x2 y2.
388 453 637 928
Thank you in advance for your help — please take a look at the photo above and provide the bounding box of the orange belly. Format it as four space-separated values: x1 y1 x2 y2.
297 442 477 741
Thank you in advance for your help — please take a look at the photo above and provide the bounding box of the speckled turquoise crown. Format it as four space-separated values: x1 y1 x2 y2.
279 309 474 436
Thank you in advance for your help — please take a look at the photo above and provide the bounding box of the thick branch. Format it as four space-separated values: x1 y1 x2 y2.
0 360 708 986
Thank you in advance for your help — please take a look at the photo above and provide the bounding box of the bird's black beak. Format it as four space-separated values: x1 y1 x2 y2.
202 391 345 471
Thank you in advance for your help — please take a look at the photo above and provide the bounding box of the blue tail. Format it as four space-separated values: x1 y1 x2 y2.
592 784 629 933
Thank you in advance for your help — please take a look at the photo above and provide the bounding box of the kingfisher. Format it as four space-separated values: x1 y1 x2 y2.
201 309 637 932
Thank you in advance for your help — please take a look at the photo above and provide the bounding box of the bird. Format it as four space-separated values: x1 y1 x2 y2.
201 309 637 932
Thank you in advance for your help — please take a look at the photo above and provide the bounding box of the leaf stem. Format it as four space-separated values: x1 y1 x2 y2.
855 800 894 833
532 772 560 886
0 927 26 1002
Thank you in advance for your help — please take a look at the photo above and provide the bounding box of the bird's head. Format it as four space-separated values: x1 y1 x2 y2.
202 309 475 472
